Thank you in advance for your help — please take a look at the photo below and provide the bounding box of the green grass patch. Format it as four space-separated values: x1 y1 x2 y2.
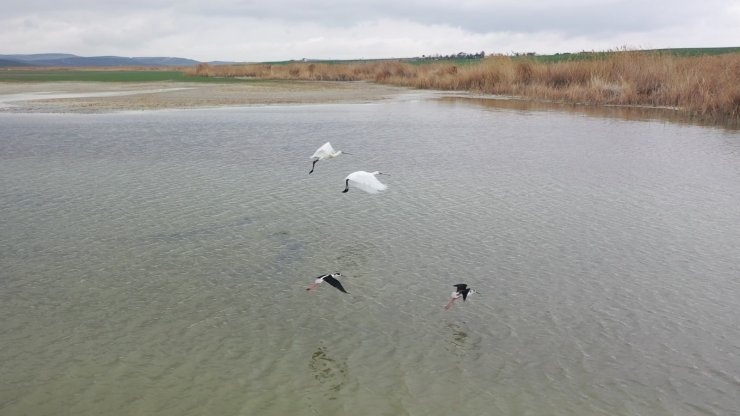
650 47 740 56
0 70 263 83
259 57 485 66
403 58 485 66
515 52 612 63
518 47 740 63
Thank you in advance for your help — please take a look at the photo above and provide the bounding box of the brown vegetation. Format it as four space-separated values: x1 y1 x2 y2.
185 52 740 124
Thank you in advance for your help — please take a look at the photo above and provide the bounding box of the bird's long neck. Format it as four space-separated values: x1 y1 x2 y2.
342 179 350 193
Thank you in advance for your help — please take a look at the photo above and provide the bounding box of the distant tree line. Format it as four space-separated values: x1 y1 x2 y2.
419 51 486 60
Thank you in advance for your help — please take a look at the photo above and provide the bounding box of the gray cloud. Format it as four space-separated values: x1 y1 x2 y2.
161 0 736 35
2 0 738 61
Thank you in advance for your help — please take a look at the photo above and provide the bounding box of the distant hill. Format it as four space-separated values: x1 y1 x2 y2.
0 58 30 67
0 53 202 67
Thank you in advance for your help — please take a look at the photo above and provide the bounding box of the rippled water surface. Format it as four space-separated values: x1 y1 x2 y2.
2 97 740 415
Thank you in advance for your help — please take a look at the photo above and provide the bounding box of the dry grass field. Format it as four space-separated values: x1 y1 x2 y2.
186 52 740 125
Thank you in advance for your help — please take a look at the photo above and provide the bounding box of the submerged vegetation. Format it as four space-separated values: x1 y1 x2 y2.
185 50 740 125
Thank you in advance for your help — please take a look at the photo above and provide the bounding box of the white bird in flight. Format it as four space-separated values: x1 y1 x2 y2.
306 272 349 293
309 142 347 174
444 284 477 310
342 171 388 194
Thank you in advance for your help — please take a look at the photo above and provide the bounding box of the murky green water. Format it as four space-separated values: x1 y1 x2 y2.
1 97 739 415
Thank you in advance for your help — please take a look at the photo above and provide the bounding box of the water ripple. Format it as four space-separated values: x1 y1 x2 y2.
1 103 740 415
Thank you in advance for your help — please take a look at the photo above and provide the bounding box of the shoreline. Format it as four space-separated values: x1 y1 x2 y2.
1 80 733 129
0 81 411 113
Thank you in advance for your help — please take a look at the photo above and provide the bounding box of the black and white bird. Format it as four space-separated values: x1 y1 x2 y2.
342 171 388 194
306 272 349 293
444 284 476 310
309 142 346 174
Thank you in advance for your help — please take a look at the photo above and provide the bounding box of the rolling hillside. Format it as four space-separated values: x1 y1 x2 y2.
0 53 200 67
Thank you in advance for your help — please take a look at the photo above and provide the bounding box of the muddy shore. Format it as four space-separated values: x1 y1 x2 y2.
0 81 410 113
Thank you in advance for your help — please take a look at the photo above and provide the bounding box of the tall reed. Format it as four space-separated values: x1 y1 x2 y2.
185 52 740 124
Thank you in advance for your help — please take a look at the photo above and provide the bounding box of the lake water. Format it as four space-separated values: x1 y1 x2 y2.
1 94 739 415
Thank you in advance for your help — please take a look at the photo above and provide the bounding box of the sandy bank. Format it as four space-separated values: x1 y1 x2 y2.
0 81 410 113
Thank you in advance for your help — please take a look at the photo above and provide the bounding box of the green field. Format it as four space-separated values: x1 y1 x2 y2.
0 70 259 83
517 47 740 63
271 47 740 66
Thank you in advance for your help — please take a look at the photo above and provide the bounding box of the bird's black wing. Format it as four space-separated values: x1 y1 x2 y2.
461 288 470 301
453 284 468 292
323 275 349 293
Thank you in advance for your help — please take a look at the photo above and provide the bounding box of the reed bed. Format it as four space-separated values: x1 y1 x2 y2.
185 52 740 124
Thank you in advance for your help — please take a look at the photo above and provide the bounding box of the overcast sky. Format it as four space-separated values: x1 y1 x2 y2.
3 0 739 62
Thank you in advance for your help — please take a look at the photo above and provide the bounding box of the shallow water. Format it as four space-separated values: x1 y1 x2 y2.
1 96 739 415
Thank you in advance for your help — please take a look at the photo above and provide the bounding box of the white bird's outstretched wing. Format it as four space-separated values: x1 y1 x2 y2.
311 142 335 160
347 171 388 194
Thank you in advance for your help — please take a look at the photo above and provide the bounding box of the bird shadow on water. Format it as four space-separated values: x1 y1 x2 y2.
308 344 349 400
332 244 371 270
445 322 483 360
270 230 306 274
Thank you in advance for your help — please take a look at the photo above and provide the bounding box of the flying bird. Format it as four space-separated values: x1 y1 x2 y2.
342 171 388 194
444 284 476 310
306 272 349 294
309 142 347 174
